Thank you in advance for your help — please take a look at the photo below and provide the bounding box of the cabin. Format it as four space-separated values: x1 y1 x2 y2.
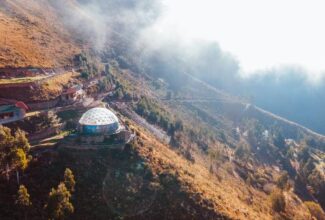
60 85 85 104
0 101 28 125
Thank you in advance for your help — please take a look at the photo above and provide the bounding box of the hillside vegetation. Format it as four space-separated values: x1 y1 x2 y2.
0 1 324 220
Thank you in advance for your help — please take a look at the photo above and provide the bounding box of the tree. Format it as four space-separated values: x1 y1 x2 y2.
0 126 13 170
174 120 184 131
115 88 124 100
148 111 158 123
14 129 30 152
0 126 30 182
273 133 285 149
81 71 89 79
45 183 74 220
276 172 289 190
16 185 32 220
45 111 61 128
64 168 76 193
270 189 286 213
298 145 310 163
234 143 250 161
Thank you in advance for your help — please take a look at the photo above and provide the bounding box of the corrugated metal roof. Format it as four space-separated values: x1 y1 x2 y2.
79 107 119 126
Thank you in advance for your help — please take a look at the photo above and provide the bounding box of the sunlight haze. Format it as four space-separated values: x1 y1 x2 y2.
160 0 325 77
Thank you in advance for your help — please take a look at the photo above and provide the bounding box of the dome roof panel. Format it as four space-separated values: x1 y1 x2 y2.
79 107 119 126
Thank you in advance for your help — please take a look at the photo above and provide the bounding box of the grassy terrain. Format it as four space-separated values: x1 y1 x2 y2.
104 58 325 219
0 1 323 217
0 72 73 102
0 0 80 68
0 75 47 84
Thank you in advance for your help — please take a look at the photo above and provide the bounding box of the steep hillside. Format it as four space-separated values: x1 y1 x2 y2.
0 0 80 68
0 0 324 219
0 120 312 220
104 57 325 218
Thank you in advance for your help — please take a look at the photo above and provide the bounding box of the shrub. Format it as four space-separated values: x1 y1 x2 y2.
81 71 89 79
273 133 285 148
234 143 250 160
134 97 176 132
270 189 286 212
276 172 289 190
183 148 195 163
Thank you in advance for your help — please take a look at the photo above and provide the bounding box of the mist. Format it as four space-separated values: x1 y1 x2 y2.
49 0 325 134
49 0 161 50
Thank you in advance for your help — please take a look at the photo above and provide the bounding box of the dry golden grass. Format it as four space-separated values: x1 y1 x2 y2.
0 0 81 68
0 75 48 84
126 120 313 220
37 72 73 99
0 72 73 102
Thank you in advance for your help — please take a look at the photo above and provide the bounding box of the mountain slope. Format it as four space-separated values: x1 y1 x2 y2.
0 0 80 68
0 0 324 219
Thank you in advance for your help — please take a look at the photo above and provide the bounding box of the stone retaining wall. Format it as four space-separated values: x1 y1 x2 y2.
28 127 59 141
27 98 60 111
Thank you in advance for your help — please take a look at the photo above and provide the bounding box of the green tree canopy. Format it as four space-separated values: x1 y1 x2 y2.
45 182 74 220
16 184 32 220
0 126 30 174
16 184 32 207
64 168 76 193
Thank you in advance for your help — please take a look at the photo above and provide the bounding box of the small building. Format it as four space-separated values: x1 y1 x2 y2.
61 85 85 104
0 101 28 125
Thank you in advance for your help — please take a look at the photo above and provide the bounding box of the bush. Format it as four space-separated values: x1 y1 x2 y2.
304 201 325 220
81 71 89 79
234 143 250 160
134 97 176 132
270 189 286 212
276 172 289 190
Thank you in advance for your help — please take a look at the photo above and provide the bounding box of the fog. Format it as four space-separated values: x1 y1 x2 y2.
50 0 325 134
49 0 161 50
159 0 325 78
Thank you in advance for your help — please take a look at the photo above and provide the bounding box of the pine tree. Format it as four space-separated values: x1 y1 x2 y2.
45 182 74 220
16 185 32 220
0 126 14 172
64 168 76 192
270 189 286 212
14 129 30 152
0 126 30 182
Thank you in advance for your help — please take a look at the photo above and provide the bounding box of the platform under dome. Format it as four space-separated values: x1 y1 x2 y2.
79 107 120 135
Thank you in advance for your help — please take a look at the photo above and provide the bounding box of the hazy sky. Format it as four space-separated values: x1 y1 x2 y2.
158 0 325 77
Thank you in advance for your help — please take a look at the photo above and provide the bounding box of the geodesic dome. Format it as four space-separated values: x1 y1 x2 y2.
79 107 120 135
